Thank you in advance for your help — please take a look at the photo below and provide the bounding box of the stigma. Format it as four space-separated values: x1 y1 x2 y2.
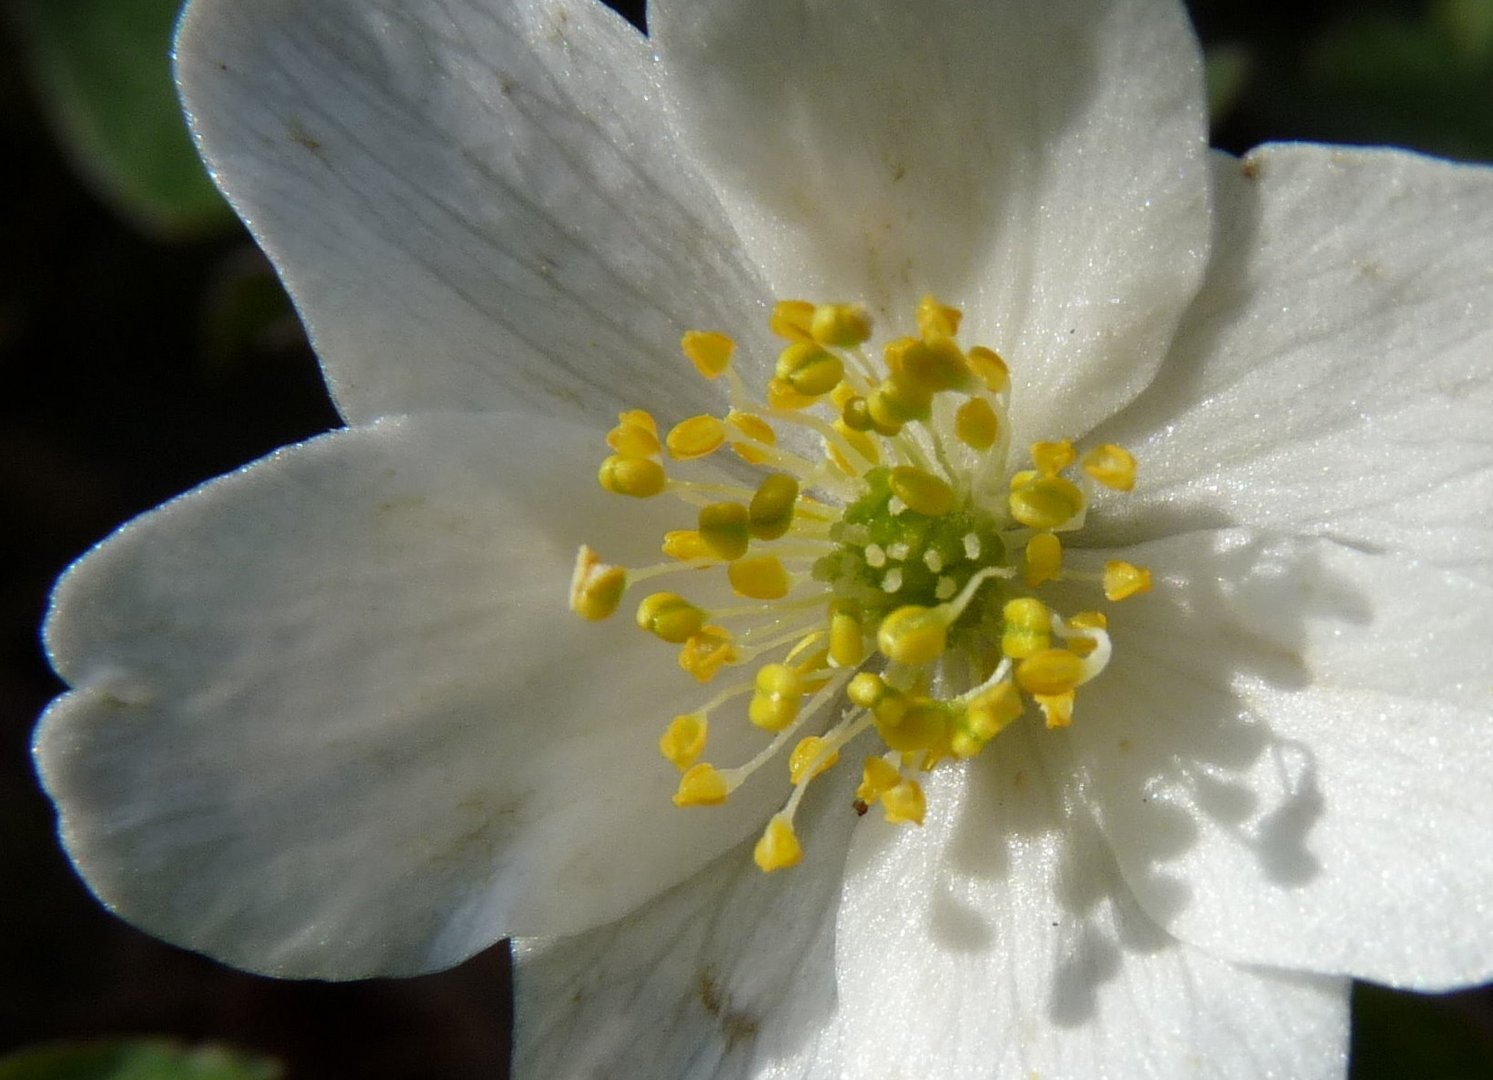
569 295 1150 872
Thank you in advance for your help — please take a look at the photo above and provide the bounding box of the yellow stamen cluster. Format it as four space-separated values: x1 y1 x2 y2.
573 296 1150 871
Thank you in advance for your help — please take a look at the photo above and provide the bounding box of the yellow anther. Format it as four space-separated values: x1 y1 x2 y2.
1002 597 1052 659
599 454 667 498
966 346 1010 394
659 713 707 771
868 373 933 427
673 763 729 806
956 680 1023 755
883 335 916 375
839 395 875 432
749 662 803 731
754 813 803 872
1035 691 1075 729
681 330 735 378
1016 648 1086 696
679 627 737 683
665 415 727 460
1082 443 1137 491
848 672 901 722
775 342 845 397
876 604 948 665
767 376 817 411
857 756 902 803
888 466 957 517
916 294 962 337
1103 560 1153 601
900 333 973 393
727 555 790 600
769 300 816 342
661 529 713 561
954 396 999 450
828 603 865 668
875 699 947 753
697 502 751 560
1024 532 1063 587
1031 439 1077 476
882 778 927 825
789 736 840 784
747 473 799 540
1070 610 1108 630
1064 610 1108 657
606 409 661 458
568 545 627 621
727 410 776 464
810 303 872 347
636 592 707 643
1009 469 1038 491
1008 475 1085 529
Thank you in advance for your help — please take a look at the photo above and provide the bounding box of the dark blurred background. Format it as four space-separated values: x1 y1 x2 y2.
2 0 1491 1076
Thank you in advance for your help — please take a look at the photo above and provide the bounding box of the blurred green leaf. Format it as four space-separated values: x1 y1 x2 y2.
1204 42 1253 126
7 0 233 238
0 1041 280 1080
1303 0 1493 160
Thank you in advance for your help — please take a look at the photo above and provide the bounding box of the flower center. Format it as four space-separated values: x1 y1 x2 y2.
569 295 1150 872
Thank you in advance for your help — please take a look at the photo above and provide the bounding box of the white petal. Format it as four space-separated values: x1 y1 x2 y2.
1093 145 1493 571
835 726 1349 1079
176 0 771 425
514 764 861 1080
1078 529 1493 988
651 0 1212 443
35 413 782 978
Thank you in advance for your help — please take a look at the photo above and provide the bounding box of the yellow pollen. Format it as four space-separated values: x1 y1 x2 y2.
1009 474 1085 529
1031 439 1077 476
954 396 999 450
636 592 707 643
916 293 962 337
747 474 799 540
881 778 927 825
776 341 845 397
674 763 729 806
810 303 872 348
662 529 713 561
877 604 949 665
857 756 902 803
728 555 791 600
607 410 661 457
888 466 957 517
1024 532 1063 587
659 713 708 771
1001 597 1052 659
574 291 1154 874
1104 560 1153 601
749 662 804 731
754 813 803 872
681 330 735 378
1035 691 1075 729
666 415 727 460
1016 648 1085 696
568 545 627 621
769 300 816 342
789 736 840 783
598 454 667 498
679 627 737 682
965 345 1010 394
697 502 751 560
1082 443 1137 491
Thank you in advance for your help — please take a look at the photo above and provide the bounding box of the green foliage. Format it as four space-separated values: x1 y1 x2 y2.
7 0 233 237
0 1041 280 1080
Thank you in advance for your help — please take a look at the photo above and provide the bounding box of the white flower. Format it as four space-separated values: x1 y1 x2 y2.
33 0 1493 1076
